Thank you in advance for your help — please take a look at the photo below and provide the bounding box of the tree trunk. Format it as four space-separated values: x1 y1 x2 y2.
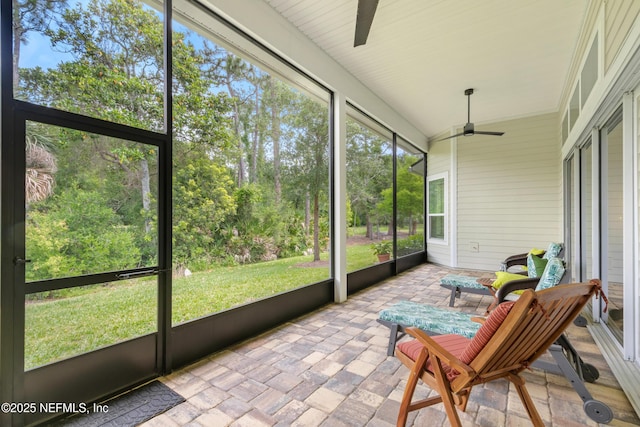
270 78 281 205
141 157 151 234
13 9 22 94
313 193 320 261
250 86 260 183
225 76 245 186
305 191 311 237
366 214 373 239
235 104 246 186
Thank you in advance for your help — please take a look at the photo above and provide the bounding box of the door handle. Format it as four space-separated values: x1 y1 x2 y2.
13 257 32 265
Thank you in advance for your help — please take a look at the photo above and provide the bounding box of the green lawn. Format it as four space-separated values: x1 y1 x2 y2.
25 241 385 369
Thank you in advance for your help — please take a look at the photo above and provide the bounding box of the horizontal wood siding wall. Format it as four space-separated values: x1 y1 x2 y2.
605 0 640 73
426 139 451 265
456 113 562 270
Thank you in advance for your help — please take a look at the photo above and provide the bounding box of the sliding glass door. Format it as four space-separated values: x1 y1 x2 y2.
600 110 624 345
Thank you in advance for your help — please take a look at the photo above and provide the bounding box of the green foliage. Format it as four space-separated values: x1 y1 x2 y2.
429 178 445 214
18 0 407 286
346 119 393 230
234 183 262 235
397 233 424 256
227 184 312 262
396 154 424 220
26 185 141 281
377 154 424 233
172 157 237 266
371 240 392 255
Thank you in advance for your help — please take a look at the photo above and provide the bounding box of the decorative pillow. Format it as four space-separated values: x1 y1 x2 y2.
528 248 545 256
491 271 528 289
458 301 516 364
542 242 563 260
520 248 544 271
527 254 548 278
534 257 565 291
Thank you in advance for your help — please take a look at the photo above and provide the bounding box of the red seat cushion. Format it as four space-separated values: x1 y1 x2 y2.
397 334 470 379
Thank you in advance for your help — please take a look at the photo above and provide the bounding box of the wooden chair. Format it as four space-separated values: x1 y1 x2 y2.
394 280 602 427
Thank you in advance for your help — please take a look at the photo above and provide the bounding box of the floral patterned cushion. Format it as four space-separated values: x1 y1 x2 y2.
440 274 486 290
535 257 565 291
542 242 563 260
379 301 481 339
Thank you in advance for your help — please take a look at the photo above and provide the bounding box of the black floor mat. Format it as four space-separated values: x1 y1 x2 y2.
54 381 184 427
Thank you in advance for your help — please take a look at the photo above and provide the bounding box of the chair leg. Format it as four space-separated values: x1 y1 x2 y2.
509 374 544 427
397 350 428 427
431 358 463 427
449 287 457 306
387 323 400 357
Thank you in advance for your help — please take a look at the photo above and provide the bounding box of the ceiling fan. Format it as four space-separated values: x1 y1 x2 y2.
354 0 379 47
435 89 505 141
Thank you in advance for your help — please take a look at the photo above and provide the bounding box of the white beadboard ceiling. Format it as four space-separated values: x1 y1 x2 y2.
263 0 588 140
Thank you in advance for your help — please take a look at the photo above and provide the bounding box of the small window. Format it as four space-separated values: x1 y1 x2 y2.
569 85 580 130
427 173 447 242
581 34 599 108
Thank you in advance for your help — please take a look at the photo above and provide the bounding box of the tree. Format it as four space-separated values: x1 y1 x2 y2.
25 133 57 206
22 0 166 240
20 0 234 269
346 121 393 239
173 157 237 267
284 94 329 261
18 0 331 273
217 53 256 186
14 0 67 206
261 76 296 205
395 154 423 235
13 0 67 93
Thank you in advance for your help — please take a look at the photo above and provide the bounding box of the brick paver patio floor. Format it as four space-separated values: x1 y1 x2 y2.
142 263 640 426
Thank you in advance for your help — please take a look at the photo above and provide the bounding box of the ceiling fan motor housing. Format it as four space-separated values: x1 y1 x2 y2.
463 122 474 135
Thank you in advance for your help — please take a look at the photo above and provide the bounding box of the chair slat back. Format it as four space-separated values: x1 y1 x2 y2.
468 282 597 380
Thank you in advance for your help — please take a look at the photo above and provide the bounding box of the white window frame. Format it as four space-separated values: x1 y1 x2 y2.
427 172 448 244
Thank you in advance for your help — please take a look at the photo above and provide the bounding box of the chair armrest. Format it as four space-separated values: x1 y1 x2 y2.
496 277 540 303
502 251 547 272
502 252 529 268
470 316 486 324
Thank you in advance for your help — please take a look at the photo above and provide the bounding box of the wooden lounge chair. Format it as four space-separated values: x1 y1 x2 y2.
378 272 611 423
394 280 604 427
440 242 564 309
441 256 566 316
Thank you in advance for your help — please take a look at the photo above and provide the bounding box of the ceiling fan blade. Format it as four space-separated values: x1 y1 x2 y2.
354 0 379 47
473 131 505 136
433 132 465 142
